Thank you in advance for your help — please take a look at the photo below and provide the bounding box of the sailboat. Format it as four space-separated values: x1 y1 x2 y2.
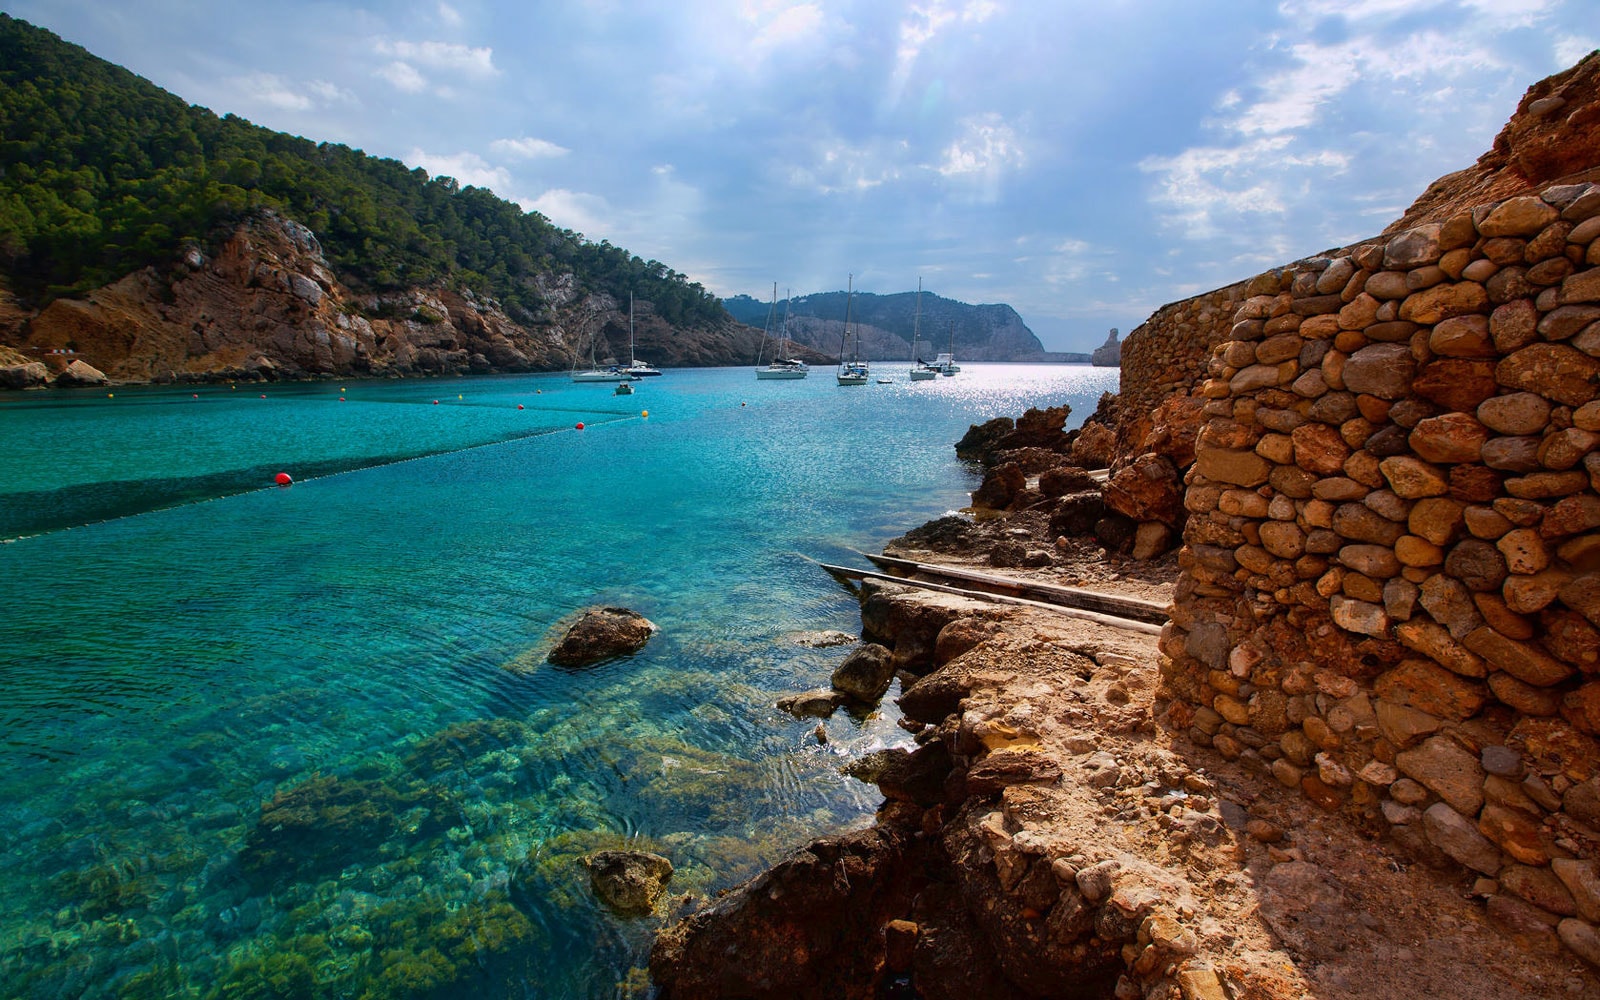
755 284 809 379
571 298 639 383
908 277 937 380
931 320 961 376
836 274 868 385
620 293 661 377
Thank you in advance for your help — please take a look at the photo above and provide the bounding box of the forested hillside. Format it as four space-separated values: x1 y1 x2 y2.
0 14 724 327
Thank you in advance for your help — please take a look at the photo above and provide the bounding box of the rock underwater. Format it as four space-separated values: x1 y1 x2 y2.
586 849 675 916
546 606 657 667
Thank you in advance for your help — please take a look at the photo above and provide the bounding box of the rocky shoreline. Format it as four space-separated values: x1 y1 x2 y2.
646 404 1598 1000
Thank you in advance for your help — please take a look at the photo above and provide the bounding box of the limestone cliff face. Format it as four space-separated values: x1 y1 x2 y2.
3 210 750 385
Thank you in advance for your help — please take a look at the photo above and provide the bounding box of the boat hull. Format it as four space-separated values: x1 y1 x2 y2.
572 371 635 382
908 369 937 380
756 369 808 379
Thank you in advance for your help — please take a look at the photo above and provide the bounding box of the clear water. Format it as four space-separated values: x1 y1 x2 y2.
0 364 1116 999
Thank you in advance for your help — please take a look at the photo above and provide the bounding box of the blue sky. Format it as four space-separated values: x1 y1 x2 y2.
5 1 1595 352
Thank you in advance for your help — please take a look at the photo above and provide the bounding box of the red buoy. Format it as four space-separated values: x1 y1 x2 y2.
517 404 525 410
191 393 198 399
260 394 266 399
274 472 293 486
575 422 585 430
432 399 439 405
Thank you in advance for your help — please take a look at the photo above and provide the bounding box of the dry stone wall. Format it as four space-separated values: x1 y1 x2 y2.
1117 282 1253 459
1158 181 1600 967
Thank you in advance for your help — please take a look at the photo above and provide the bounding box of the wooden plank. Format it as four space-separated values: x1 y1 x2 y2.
819 563 1164 636
863 553 1169 625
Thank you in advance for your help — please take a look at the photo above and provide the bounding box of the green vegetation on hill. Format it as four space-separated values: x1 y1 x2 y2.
0 14 725 326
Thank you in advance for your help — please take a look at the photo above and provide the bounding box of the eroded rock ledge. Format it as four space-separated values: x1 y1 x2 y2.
650 519 1592 1000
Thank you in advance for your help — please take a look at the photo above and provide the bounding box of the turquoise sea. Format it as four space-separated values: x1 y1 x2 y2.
0 363 1116 999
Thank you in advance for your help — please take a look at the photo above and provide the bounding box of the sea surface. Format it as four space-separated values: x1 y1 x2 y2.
0 363 1116 999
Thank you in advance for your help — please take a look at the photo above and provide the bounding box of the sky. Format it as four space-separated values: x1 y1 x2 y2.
4 1 1595 352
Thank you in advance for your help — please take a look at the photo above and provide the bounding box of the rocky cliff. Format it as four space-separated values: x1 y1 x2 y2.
0 209 767 386
724 289 1053 363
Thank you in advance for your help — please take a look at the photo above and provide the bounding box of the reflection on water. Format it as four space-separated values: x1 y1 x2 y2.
0 364 1115 997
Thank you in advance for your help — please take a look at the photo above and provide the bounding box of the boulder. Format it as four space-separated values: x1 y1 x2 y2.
1038 465 1099 498
54 358 109 386
586 850 674 916
0 361 48 389
831 643 896 703
777 688 845 719
971 462 1026 510
1101 453 1182 523
546 606 656 666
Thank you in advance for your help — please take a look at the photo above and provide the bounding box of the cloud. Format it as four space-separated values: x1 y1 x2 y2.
437 2 462 27
1460 0 1559 28
241 73 313 111
527 189 614 239
405 148 513 193
376 61 427 93
747 2 825 54
937 113 1024 188
229 72 356 112
888 0 997 105
1231 42 1359 135
1041 238 1101 286
305 80 357 105
1555 34 1598 68
789 139 907 193
490 136 570 159
378 39 496 78
1139 137 1294 239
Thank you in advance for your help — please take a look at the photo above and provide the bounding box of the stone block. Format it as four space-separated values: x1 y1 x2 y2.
1497 343 1600 406
1397 735 1486 815
1464 626 1575 687
1374 659 1487 720
1422 801 1502 874
1380 455 1450 498
1341 343 1416 399
1410 413 1489 464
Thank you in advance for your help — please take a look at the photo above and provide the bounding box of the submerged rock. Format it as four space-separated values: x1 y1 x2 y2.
586 850 675 916
547 606 656 667
778 688 845 718
239 773 452 886
790 629 857 648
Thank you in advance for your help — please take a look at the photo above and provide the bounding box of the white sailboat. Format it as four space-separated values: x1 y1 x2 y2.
908 277 936 380
571 298 639 383
836 274 868 385
755 284 809 379
931 319 960 376
620 293 661 377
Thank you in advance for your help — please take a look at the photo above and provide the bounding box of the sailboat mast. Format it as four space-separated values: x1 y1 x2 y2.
912 277 922 362
628 291 635 367
839 273 854 365
781 289 791 359
757 282 777 366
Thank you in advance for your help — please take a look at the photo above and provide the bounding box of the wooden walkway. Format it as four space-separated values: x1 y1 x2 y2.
818 553 1168 636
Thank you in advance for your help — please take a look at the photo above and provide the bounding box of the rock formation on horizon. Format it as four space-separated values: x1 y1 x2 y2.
1091 327 1121 367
